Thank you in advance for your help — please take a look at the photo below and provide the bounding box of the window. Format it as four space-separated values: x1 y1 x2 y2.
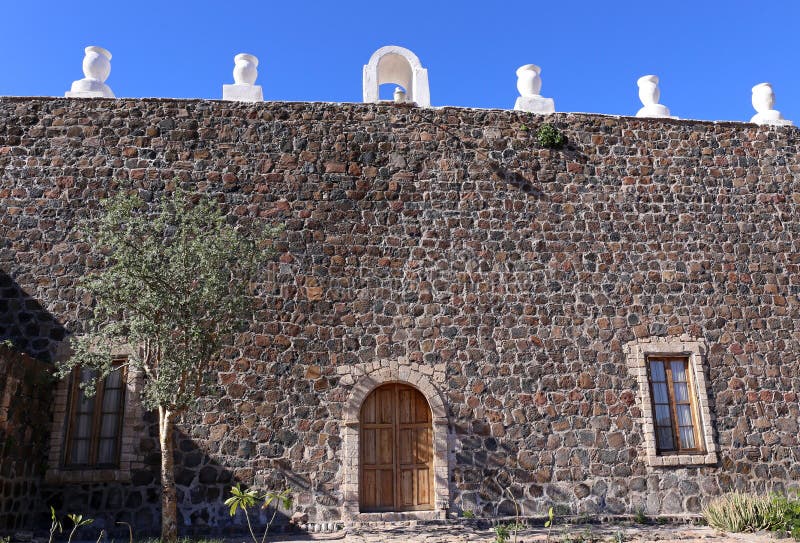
47 346 143 483
648 357 701 454
63 361 126 468
624 336 717 466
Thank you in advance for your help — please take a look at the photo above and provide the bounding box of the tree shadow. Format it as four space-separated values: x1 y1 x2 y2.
0 348 54 533
489 162 546 199
0 270 67 362
40 426 301 539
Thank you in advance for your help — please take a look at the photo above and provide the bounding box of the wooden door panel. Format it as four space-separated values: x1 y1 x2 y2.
415 393 430 423
415 428 431 463
377 428 393 465
417 467 430 505
399 469 413 507
378 468 394 507
378 388 394 424
360 383 434 512
362 393 376 424
363 428 376 465
399 388 413 423
362 469 377 508
398 428 413 464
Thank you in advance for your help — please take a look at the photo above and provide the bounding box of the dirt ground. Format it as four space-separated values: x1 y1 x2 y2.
265 523 782 543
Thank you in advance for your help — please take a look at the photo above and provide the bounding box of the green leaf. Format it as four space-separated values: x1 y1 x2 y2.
57 186 281 414
224 496 239 516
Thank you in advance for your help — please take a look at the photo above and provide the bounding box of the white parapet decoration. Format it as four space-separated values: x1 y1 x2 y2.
750 83 792 126
363 46 430 107
513 64 555 114
635 75 675 118
65 46 115 98
222 53 264 102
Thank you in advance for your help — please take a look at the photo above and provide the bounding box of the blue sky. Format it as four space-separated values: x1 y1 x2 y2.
2 1 798 123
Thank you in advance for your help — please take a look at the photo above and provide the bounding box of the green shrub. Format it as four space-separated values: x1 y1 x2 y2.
493 523 510 543
536 124 566 149
767 493 800 540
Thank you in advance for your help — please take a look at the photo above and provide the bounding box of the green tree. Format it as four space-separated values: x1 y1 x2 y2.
57 188 281 541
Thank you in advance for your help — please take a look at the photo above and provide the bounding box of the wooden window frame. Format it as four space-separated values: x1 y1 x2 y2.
646 356 703 455
624 336 718 467
63 359 127 469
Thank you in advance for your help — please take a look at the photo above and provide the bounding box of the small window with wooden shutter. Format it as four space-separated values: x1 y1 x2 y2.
647 356 702 454
63 359 127 469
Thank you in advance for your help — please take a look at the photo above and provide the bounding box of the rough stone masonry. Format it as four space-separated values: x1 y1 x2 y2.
0 97 799 534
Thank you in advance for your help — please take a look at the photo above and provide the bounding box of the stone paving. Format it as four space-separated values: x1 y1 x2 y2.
265 524 780 542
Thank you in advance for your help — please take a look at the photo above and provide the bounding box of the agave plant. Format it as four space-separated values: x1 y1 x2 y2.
702 492 783 533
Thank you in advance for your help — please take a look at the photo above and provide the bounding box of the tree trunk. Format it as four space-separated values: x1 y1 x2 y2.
160 407 178 542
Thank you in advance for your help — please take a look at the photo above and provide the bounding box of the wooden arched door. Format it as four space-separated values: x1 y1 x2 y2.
359 383 434 512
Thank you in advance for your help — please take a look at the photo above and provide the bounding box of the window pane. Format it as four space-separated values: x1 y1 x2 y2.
104 368 122 389
655 404 672 427
102 387 122 413
657 427 674 451
650 360 666 381
100 413 120 439
652 382 669 404
79 367 96 383
671 360 687 382
77 391 94 413
71 439 90 465
674 382 689 403
97 438 117 464
676 404 693 426
74 413 93 439
680 426 696 449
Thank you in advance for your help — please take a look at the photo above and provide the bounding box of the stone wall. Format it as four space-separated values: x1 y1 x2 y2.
0 346 53 531
0 97 799 531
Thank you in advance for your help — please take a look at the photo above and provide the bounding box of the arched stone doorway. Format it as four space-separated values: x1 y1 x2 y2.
360 383 433 512
342 368 449 520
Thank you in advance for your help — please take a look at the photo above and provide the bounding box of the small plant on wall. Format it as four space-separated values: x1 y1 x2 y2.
536 123 566 149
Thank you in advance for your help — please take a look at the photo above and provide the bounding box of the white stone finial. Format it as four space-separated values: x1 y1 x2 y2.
750 83 792 126
393 87 406 103
363 46 430 107
636 75 674 118
513 64 555 114
223 53 263 103
65 46 115 98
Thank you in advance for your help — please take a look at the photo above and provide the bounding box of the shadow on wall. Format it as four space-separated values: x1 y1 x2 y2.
40 427 296 538
0 270 67 363
487 137 590 196
0 347 55 532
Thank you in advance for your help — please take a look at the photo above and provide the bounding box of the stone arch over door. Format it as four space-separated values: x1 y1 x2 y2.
342 367 449 520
